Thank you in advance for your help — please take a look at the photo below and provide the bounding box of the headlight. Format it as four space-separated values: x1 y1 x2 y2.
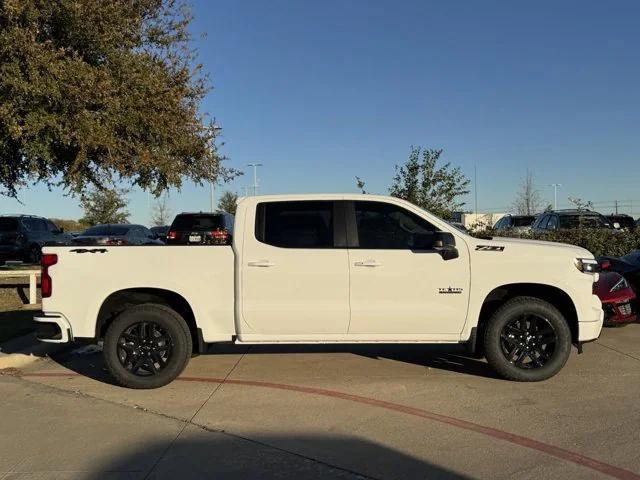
610 276 629 292
575 258 599 274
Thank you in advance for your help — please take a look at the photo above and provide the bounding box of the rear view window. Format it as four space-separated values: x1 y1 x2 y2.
83 225 131 235
255 201 334 248
171 214 224 230
0 218 19 232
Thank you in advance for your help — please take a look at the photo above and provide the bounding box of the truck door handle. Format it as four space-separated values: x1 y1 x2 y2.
248 260 275 267
354 259 382 267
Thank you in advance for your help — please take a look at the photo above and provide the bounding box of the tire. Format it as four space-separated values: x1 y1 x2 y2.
103 303 192 389
483 296 572 382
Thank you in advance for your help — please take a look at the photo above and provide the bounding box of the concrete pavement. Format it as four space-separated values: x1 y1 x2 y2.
2 324 640 479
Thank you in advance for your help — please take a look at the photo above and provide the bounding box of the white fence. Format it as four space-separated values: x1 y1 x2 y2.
0 269 41 305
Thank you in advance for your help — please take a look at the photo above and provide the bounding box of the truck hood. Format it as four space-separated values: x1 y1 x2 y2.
474 236 593 258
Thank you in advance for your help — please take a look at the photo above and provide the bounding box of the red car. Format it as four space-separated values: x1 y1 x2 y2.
593 271 636 326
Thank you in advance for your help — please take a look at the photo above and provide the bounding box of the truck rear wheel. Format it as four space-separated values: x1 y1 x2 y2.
483 296 572 382
103 303 192 389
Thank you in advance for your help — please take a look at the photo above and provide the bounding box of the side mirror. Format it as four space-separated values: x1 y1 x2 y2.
434 232 459 260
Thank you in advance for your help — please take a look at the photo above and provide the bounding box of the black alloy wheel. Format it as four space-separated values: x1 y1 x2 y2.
499 314 557 369
117 321 173 376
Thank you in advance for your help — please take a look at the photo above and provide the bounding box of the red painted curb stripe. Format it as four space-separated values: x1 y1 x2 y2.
23 372 640 480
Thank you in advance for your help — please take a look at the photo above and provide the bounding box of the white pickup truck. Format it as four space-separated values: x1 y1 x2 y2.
35 194 603 388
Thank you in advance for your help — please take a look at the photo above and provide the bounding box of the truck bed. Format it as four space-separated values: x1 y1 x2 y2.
41 245 235 342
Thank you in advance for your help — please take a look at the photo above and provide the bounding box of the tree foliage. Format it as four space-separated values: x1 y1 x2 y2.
217 191 238 215
512 171 542 215
79 188 129 225
0 0 235 198
49 218 88 233
150 194 171 226
389 146 470 219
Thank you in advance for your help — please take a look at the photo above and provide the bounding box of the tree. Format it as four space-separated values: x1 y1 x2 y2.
0 0 236 199
355 176 368 194
512 171 542 215
150 195 172 226
80 188 129 225
49 218 88 233
568 197 594 211
217 191 238 215
389 146 470 219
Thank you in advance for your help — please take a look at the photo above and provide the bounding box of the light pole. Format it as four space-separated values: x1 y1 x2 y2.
247 163 263 195
548 183 562 210
209 182 216 212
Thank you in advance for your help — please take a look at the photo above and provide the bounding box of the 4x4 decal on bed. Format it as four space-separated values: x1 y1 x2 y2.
70 248 108 254
475 245 505 252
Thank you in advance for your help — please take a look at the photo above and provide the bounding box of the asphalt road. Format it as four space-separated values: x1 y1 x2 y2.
1 323 639 480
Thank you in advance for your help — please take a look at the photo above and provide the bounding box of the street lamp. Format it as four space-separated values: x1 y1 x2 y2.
548 183 562 210
247 163 263 195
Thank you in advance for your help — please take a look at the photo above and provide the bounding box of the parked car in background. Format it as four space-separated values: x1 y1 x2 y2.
593 271 636 326
447 221 468 233
0 215 72 263
531 210 613 232
607 214 636 231
166 212 234 245
493 215 536 232
150 225 170 243
598 250 640 297
73 224 163 246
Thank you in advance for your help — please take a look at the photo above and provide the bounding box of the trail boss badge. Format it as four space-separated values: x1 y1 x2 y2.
439 287 463 295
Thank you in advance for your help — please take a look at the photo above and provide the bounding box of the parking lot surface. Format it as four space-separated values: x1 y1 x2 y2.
1 324 639 480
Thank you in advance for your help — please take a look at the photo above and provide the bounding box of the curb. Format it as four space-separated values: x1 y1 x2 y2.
0 333 69 370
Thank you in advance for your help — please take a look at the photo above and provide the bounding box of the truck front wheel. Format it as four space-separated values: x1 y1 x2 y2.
483 296 572 382
103 303 192 389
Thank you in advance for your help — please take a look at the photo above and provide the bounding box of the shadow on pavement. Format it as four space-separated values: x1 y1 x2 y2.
0 309 37 347
51 342 499 386
89 433 473 480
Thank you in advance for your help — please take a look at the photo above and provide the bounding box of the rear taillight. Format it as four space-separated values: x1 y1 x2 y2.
600 260 611 270
106 238 127 245
167 231 177 240
41 253 58 298
210 229 229 244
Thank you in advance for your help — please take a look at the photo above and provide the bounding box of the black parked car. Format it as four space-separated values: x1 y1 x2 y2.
166 212 234 245
0 215 72 264
150 225 170 242
606 214 636 231
493 215 536 232
73 224 164 246
531 210 613 232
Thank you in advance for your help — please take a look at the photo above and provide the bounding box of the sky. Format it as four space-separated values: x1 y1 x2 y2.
3 0 640 223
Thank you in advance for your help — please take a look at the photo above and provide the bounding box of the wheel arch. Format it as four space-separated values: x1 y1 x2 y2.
476 283 579 345
95 288 203 353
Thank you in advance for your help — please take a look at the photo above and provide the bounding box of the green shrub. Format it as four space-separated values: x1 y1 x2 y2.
473 229 640 257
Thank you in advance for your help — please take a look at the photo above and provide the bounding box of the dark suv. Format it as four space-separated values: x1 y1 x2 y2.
531 210 613 232
0 215 72 263
166 212 234 245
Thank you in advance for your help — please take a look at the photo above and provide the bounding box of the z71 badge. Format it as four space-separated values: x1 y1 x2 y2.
439 287 463 294
475 245 505 252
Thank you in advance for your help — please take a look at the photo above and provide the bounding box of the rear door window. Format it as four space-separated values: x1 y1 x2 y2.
255 201 335 248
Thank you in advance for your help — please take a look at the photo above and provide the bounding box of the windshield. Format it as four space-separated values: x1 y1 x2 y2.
558 215 608 229
0 218 19 232
171 214 224 230
609 216 635 229
82 225 131 236
512 216 535 227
